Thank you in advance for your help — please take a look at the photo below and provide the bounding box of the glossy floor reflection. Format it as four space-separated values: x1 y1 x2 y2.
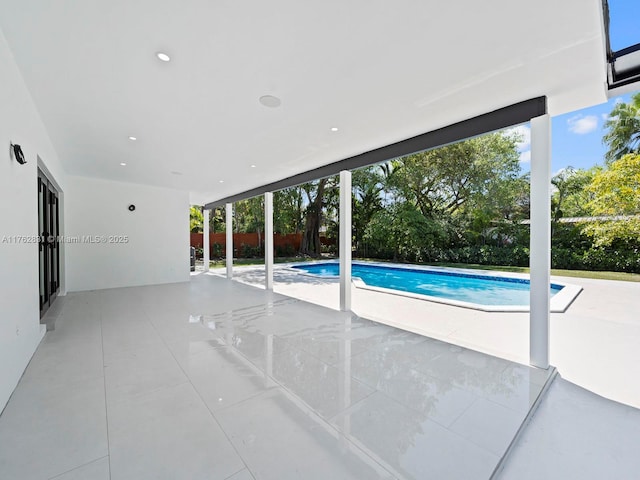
0 275 552 480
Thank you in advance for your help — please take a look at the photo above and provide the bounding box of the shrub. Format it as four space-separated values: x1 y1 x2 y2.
275 244 297 257
239 243 263 258
211 243 224 258
581 247 640 273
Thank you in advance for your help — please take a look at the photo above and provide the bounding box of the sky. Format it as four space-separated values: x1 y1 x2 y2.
550 93 635 173
513 0 639 176
607 0 640 51
511 93 636 176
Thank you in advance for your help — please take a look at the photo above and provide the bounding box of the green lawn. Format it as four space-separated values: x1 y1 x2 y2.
421 262 640 283
204 257 640 283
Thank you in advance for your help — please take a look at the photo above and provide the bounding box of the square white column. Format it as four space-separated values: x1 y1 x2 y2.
339 171 352 311
203 208 210 272
530 114 551 369
226 202 233 279
265 192 274 290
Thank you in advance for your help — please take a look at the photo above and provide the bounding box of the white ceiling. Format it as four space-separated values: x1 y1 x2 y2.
0 0 607 205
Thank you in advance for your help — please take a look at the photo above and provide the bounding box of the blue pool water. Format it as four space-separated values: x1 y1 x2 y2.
292 262 563 306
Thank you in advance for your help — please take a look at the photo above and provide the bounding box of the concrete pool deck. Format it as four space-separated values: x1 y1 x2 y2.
211 264 640 409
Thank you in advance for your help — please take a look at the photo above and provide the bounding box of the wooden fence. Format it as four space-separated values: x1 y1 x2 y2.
190 232 304 257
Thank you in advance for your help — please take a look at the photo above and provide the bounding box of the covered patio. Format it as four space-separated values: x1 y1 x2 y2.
1 275 638 479
1 0 639 479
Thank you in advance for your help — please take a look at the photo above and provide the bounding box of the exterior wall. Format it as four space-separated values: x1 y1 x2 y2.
65 176 190 292
0 30 67 411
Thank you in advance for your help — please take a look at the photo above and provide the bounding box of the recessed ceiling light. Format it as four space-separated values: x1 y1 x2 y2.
128 136 137 141
250 164 257 168
330 127 339 132
156 52 171 62
171 171 182 175
219 180 224 183
120 162 127 166
259 95 281 108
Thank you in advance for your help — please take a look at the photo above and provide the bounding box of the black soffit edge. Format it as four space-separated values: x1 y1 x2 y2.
204 96 547 209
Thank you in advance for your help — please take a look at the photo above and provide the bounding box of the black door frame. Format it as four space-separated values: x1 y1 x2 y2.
38 168 60 318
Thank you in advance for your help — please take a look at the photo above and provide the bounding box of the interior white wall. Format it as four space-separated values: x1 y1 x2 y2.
65 176 190 292
0 29 67 411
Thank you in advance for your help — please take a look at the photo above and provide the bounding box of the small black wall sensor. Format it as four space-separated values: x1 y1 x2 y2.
10 144 26 165
128 204 136 212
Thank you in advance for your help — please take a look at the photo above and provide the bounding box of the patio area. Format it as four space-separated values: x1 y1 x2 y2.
0 274 554 480
2 274 639 479
224 264 640 409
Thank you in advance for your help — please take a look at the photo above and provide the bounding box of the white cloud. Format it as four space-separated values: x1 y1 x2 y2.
506 125 531 150
567 115 598 134
505 125 532 165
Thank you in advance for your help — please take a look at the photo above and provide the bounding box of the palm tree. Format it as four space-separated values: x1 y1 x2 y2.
603 93 640 164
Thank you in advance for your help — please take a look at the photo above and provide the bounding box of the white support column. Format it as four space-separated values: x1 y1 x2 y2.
203 209 210 272
226 202 233 279
264 192 274 290
339 171 352 311
530 114 551 369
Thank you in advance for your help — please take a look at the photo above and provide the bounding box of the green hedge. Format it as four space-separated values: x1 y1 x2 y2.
356 221 639 273
573 248 640 273
356 245 640 273
355 245 530 266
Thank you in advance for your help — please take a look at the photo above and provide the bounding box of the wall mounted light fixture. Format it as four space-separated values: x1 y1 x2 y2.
10 143 27 165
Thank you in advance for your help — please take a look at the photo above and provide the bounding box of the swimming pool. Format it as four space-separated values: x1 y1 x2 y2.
290 262 577 312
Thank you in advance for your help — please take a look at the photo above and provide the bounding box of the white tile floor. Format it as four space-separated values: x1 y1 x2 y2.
0 275 552 480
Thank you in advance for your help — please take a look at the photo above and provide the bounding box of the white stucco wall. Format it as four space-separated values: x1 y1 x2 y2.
65 176 190 292
0 29 67 411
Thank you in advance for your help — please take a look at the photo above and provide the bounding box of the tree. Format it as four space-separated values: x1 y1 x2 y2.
209 207 225 233
352 166 385 254
582 153 640 246
274 186 305 234
300 178 333 256
603 93 640 163
234 196 264 234
362 203 447 262
551 167 597 220
190 206 203 233
498 173 530 221
387 133 521 220
383 132 523 248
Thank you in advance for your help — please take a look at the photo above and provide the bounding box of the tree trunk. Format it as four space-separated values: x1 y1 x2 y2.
257 229 262 254
300 179 327 256
296 187 303 234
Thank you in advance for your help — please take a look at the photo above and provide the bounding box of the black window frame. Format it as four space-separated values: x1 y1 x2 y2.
603 0 640 90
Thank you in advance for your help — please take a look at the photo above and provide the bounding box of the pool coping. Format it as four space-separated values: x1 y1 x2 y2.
283 260 583 313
